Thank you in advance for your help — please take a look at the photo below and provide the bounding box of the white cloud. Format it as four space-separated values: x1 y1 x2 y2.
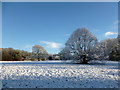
40 41 62 49
105 32 118 36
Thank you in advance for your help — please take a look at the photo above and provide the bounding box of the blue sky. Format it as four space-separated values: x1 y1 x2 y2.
2 2 118 54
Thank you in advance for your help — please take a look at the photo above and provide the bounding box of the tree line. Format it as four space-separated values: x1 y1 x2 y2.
1 28 120 62
58 28 120 64
1 45 60 61
1 45 48 61
1 48 31 61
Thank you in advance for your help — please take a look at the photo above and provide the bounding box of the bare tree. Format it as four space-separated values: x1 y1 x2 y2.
64 28 98 64
95 38 119 60
59 46 72 60
32 45 48 61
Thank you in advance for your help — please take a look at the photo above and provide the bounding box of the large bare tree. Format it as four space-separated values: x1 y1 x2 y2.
63 28 98 64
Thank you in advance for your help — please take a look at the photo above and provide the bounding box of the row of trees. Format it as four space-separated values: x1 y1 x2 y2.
1 48 31 61
1 45 49 61
1 28 119 62
58 28 120 64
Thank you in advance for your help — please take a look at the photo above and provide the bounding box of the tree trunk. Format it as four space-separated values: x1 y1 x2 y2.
80 54 88 64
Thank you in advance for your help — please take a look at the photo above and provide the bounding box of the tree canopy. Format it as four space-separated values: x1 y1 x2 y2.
32 45 48 61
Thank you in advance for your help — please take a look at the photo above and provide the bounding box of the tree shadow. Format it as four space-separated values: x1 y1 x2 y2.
1 74 119 88
1 61 75 65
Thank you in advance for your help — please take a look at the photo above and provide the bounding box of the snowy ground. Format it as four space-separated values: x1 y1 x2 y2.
0 60 119 88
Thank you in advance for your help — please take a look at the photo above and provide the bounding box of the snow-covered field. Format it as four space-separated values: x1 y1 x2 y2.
0 60 119 88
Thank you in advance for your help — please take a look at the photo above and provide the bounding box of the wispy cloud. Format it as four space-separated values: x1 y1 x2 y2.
104 20 118 38
105 32 118 36
65 34 70 36
113 20 120 25
24 45 33 52
112 20 119 30
93 29 100 32
40 41 62 49
105 20 118 32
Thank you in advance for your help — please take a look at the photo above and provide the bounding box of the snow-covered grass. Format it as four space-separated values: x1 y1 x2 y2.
0 60 119 88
